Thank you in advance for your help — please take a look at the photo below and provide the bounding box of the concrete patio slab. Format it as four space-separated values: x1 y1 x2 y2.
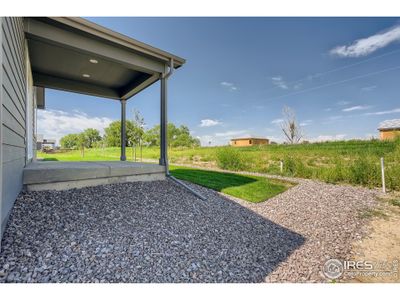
23 161 165 191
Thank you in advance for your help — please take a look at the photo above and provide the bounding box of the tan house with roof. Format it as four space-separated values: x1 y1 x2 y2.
230 137 269 147
378 119 400 140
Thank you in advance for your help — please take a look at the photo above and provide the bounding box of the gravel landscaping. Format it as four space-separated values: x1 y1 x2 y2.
0 177 377 283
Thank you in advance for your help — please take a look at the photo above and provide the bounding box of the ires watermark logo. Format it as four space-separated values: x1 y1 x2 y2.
323 259 344 279
323 259 398 280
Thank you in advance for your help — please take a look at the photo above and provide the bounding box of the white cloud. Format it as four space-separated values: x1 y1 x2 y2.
271 76 289 90
310 134 347 142
72 109 88 117
342 105 372 112
300 119 313 126
330 25 400 57
220 81 238 91
364 108 400 116
270 76 304 90
324 108 332 112
37 109 113 144
361 85 377 92
199 119 222 127
271 118 284 124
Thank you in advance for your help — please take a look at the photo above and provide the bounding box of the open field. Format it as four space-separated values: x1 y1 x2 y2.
38 139 400 191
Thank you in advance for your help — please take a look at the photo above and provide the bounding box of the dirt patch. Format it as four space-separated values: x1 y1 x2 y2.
348 196 400 283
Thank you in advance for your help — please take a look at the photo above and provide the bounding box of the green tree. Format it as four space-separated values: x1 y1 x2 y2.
170 124 200 148
60 133 79 149
128 109 145 146
77 132 90 157
104 120 138 147
143 123 200 148
83 128 101 148
130 109 146 161
143 125 160 146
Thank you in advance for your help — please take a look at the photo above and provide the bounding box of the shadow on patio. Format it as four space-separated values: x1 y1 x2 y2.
0 179 304 283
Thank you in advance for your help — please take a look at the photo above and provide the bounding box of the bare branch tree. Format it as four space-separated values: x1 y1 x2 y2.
281 105 303 144
132 109 145 161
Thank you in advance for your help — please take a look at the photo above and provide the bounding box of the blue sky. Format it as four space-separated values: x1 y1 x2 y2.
38 17 400 145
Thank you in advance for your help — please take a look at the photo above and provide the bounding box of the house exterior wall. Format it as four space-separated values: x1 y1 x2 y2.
25 41 37 162
0 17 3 243
230 138 269 147
251 139 269 145
231 139 252 147
1 17 28 239
380 130 400 140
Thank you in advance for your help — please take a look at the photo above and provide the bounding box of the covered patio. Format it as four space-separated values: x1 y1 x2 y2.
23 17 185 190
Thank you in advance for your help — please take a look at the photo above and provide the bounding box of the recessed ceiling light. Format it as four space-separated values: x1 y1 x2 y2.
82 74 91 78
89 59 98 64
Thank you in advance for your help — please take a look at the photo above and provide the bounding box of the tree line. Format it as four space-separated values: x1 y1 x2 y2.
59 111 200 153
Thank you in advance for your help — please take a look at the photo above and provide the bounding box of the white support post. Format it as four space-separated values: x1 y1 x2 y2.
381 157 386 194
280 161 283 173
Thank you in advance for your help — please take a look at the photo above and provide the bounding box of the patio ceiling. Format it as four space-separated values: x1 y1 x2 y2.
24 17 185 100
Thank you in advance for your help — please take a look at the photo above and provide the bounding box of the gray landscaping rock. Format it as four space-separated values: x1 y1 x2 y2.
0 178 376 283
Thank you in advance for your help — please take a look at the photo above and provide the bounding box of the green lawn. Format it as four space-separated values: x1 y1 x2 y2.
38 147 160 162
169 165 292 203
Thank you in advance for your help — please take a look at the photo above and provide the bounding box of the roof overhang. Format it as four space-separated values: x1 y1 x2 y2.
230 137 269 141
379 128 400 131
24 17 185 100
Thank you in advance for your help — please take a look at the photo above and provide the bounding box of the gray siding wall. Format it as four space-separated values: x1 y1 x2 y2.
1 17 26 237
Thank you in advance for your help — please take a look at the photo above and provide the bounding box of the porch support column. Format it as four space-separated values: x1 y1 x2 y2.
159 75 168 166
120 99 127 161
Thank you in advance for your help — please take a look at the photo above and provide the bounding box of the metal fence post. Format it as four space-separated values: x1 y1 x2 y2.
381 157 386 194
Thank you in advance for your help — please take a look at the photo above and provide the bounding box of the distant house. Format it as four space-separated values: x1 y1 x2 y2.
230 137 269 147
36 134 56 150
378 119 400 140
